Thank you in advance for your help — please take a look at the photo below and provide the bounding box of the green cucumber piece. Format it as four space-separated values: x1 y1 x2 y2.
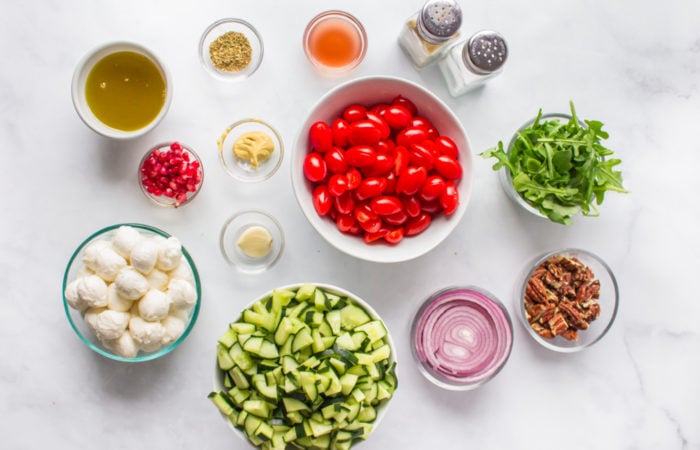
339 304 371 330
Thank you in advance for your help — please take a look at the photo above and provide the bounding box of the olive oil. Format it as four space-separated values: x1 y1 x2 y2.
85 51 166 131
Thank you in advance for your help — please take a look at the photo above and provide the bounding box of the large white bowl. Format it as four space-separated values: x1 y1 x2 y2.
212 282 397 448
292 76 473 263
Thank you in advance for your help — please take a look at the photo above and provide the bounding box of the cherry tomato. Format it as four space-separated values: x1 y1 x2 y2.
349 120 382 146
375 139 395 154
370 195 403 216
303 153 327 182
356 177 388 201
384 172 397 195
393 145 409 176
420 198 442 214
312 185 332 216
396 126 429 147
384 209 408 226
392 95 417 116
434 155 463 180
346 145 376 167
309 121 333 152
331 118 351 148
384 227 404 245
420 176 446 201
383 105 412 130
426 127 439 140
336 214 357 234
405 213 431 236
345 168 362 190
435 135 459 159
396 166 427 195
366 111 391 139
362 153 394 177
353 203 381 233
328 174 349 197
409 142 436 170
364 228 389 243
369 103 389 115
334 191 355 215
440 181 459 215
343 104 367 122
402 195 421 218
410 116 433 130
324 147 348 174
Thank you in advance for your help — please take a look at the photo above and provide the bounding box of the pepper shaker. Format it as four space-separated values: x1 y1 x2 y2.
438 30 508 96
398 0 462 68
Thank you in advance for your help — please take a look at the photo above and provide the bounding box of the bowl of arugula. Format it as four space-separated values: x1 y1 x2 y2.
480 101 627 225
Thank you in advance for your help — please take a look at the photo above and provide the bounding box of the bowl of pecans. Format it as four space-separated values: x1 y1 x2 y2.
518 248 619 352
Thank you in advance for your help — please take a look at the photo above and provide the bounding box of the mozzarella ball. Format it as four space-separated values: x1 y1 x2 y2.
146 269 169 291
138 289 171 322
129 316 166 352
93 247 127 282
82 240 111 271
161 314 187 345
112 226 143 259
156 237 183 271
106 283 133 312
167 278 197 310
168 257 194 282
77 275 108 308
114 267 149 300
76 265 95 278
64 279 87 312
130 238 159 275
104 332 139 359
84 307 107 336
92 309 130 341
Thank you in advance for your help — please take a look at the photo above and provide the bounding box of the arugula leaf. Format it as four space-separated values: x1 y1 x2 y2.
480 101 627 225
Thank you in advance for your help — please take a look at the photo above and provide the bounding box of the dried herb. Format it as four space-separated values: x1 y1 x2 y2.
209 31 252 72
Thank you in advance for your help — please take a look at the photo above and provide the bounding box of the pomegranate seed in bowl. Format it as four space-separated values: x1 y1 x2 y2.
139 142 204 208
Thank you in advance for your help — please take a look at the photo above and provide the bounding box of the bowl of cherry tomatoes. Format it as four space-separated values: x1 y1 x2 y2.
292 76 473 263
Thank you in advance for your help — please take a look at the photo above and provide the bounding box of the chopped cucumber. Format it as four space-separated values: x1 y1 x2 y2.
209 284 397 449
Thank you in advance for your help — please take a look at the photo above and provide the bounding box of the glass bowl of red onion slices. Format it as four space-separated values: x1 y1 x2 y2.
411 286 513 390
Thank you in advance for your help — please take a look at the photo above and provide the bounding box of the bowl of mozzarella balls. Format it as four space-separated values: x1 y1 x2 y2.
62 223 201 362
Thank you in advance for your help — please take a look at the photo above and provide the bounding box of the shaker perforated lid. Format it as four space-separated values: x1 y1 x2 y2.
463 30 508 74
417 0 463 44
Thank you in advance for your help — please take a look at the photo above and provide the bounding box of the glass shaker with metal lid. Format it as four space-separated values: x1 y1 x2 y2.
438 30 508 96
398 0 463 68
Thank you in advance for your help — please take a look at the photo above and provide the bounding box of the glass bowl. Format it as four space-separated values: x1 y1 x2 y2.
517 248 619 352
210 283 397 448
62 223 201 362
139 142 204 208
303 10 367 75
411 286 513 390
219 210 284 273
199 18 263 82
217 118 284 182
499 113 587 221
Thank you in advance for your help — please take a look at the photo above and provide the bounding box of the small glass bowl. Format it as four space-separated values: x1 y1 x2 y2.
217 118 283 182
303 10 367 75
411 286 513 390
199 18 264 82
139 142 204 208
220 210 284 273
62 223 201 362
517 248 619 353
499 113 585 220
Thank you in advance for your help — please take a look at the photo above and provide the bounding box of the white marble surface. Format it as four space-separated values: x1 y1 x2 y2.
1 0 699 448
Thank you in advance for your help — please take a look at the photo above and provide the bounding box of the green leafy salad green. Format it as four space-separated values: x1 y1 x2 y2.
480 101 627 225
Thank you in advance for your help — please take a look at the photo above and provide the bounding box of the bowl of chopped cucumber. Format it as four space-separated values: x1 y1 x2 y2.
209 283 397 449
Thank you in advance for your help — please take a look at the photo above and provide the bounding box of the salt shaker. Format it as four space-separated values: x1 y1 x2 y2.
398 0 463 68
438 30 508 96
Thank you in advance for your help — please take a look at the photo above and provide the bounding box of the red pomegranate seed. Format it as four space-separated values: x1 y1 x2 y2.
140 142 202 207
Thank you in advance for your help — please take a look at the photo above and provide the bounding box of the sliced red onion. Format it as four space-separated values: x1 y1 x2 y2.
412 287 513 387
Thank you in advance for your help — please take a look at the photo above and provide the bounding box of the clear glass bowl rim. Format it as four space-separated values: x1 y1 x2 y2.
138 141 204 208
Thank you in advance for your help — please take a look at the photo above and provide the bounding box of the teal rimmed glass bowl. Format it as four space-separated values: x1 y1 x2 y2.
62 223 201 362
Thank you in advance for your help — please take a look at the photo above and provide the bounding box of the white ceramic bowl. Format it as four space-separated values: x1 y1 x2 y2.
212 282 397 448
71 41 173 139
291 76 473 263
